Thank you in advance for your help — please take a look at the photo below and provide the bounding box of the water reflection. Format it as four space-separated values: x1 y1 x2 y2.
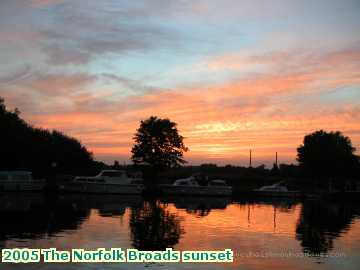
0 194 359 269
162 196 231 217
234 197 300 210
296 200 360 255
234 198 300 231
0 194 89 242
130 200 184 250
58 194 142 217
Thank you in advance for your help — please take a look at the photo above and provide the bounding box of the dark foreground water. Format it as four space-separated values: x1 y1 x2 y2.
0 194 360 270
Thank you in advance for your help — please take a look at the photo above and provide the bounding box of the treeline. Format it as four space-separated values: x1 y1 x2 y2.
159 163 300 180
0 97 103 178
158 159 360 191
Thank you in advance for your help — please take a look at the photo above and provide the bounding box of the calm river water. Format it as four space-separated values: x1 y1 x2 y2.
0 194 359 270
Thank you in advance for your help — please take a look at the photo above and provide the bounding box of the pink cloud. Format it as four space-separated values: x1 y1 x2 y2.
2 47 359 166
30 0 65 7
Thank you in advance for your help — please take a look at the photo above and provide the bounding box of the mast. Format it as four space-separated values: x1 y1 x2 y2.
249 149 252 168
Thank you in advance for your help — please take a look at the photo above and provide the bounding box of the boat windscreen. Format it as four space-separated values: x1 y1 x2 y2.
101 171 125 177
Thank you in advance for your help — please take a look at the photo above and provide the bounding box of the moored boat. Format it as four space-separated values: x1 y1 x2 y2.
160 175 232 196
58 170 144 194
253 181 302 197
0 171 45 192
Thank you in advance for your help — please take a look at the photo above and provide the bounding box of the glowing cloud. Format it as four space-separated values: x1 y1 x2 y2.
1 0 359 166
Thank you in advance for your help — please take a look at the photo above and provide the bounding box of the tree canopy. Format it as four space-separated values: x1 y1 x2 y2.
0 97 95 177
297 130 358 180
131 116 188 172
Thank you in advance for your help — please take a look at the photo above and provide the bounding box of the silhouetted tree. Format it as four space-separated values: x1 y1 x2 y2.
0 97 94 177
270 163 279 175
131 116 188 183
279 163 300 177
0 97 5 112
113 160 121 169
297 130 358 182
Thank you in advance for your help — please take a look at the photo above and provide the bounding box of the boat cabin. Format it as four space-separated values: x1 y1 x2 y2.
0 171 33 182
209 180 228 187
74 170 143 185
256 181 288 192
173 177 199 186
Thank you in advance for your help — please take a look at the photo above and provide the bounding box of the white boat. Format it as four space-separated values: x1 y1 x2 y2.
160 176 232 196
253 181 301 197
58 170 144 194
0 171 45 192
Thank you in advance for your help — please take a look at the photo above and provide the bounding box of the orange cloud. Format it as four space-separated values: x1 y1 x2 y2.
6 47 359 166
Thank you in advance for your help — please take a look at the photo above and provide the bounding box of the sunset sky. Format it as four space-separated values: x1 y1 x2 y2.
1 0 359 166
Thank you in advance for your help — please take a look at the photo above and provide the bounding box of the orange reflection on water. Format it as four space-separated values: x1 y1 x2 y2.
2 195 360 270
